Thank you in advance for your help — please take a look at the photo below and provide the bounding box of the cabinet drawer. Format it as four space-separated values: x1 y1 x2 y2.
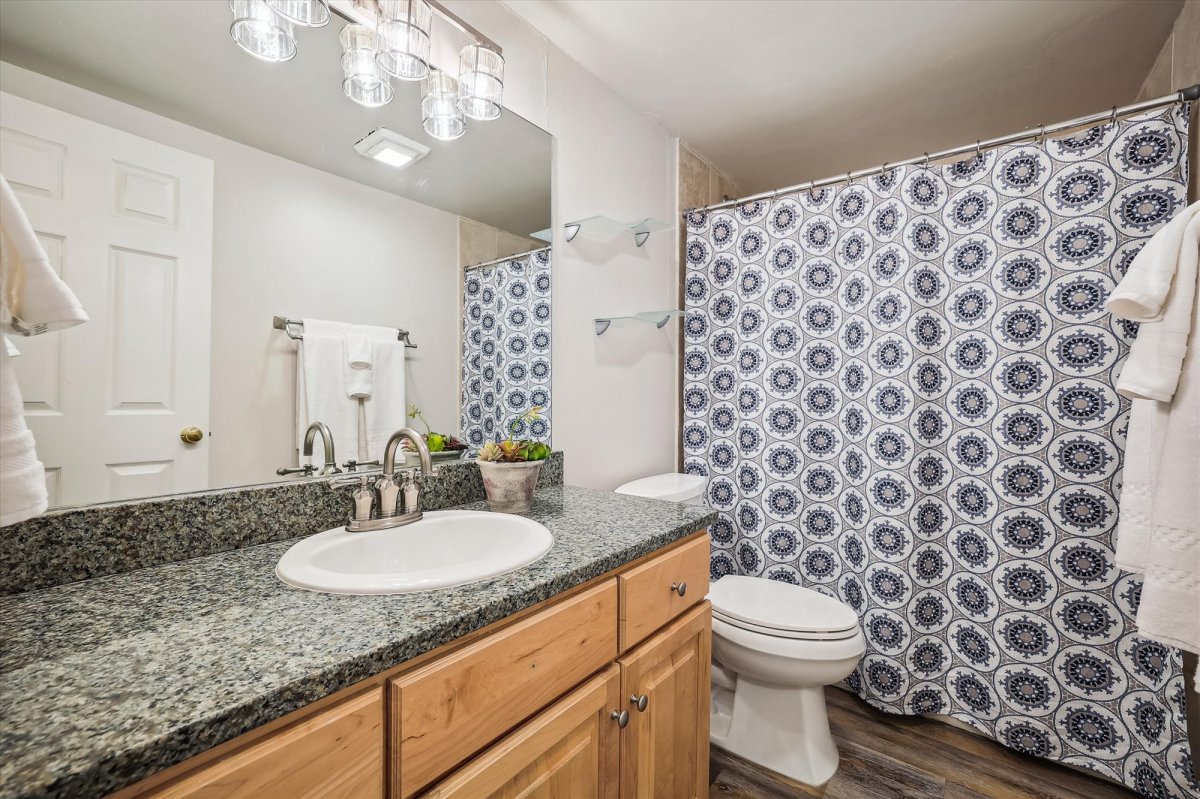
618 534 709 652
394 579 618 797
146 688 383 799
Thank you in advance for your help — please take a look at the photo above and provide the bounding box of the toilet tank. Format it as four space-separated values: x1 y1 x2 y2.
614 473 706 505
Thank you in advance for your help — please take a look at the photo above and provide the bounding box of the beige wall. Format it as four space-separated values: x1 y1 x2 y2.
1138 0 1199 200
458 217 541 269
0 62 462 491
678 141 741 213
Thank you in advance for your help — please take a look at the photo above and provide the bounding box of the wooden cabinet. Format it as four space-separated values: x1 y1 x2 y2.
144 688 383 799
114 532 710 799
421 667 622 799
618 604 711 799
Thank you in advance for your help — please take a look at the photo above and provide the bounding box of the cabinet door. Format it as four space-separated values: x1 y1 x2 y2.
421 666 622 799
618 603 711 799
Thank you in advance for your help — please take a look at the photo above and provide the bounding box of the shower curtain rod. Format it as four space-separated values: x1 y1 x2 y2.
692 83 1200 214
463 245 551 272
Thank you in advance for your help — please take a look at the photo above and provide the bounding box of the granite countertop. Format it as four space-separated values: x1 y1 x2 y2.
0 486 716 799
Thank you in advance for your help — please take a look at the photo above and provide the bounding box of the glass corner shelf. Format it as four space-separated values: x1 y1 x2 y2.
564 215 673 247
594 309 683 335
530 227 552 243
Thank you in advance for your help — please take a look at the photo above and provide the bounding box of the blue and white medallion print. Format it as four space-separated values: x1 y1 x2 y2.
461 249 552 447
684 106 1196 798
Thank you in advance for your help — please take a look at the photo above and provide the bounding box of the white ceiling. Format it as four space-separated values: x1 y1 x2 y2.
0 0 551 235
506 0 1183 199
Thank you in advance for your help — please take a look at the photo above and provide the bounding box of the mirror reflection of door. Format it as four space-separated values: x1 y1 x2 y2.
1 92 214 506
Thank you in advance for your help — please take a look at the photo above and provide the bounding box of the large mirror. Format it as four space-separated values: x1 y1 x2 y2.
0 0 552 509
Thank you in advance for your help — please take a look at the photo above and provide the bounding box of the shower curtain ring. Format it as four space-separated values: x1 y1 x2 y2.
1036 123 1045 143
846 170 852 184
975 140 981 159
923 152 930 170
1109 105 1118 126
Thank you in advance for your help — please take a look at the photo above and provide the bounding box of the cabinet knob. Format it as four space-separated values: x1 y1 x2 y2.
180 426 204 444
630 693 649 712
611 709 630 728
671 581 687 597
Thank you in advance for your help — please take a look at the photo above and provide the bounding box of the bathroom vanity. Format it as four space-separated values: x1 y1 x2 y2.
0 486 715 799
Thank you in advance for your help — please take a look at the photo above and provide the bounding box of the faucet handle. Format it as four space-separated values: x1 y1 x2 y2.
330 474 370 490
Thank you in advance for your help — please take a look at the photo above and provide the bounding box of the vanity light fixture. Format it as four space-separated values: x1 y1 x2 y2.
421 70 466 141
228 0 505 132
376 0 432 81
456 43 504 121
266 0 330 27
353 127 431 168
340 24 393 108
228 0 297 63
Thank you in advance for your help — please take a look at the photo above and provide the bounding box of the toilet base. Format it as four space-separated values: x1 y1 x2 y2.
710 676 839 787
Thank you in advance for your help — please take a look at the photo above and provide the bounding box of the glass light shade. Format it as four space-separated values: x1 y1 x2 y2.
422 71 465 141
340 25 393 108
266 0 329 27
376 0 432 80
229 0 296 63
457 43 504 121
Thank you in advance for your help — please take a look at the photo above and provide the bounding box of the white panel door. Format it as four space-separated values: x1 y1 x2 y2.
1 92 214 507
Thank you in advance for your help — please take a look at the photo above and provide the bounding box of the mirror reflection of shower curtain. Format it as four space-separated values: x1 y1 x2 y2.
460 249 552 448
682 105 1196 797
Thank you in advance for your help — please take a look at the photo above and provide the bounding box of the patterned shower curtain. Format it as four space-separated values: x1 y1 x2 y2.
683 106 1195 798
460 249 552 448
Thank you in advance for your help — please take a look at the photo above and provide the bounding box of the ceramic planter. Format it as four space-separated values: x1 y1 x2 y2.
477 460 543 513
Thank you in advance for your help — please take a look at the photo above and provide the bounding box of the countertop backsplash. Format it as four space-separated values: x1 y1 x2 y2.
0 452 564 595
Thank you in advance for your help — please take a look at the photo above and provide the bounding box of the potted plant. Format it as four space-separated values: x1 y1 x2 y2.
476 407 550 512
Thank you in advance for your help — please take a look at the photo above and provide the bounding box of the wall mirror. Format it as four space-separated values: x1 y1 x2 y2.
0 0 552 510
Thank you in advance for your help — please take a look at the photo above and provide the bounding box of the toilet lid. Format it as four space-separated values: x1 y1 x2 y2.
707 575 859 636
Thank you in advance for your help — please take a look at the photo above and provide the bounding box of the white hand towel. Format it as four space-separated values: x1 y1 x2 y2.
297 319 362 465
362 332 407 463
342 325 395 401
1107 202 1200 683
0 175 88 527
343 331 373 400
1 176 88 335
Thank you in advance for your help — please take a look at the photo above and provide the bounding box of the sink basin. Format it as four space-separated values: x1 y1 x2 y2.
276 510 553 594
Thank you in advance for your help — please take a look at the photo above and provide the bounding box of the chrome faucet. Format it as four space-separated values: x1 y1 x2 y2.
276 421 341 477
331 427 436 532
304 422 341 475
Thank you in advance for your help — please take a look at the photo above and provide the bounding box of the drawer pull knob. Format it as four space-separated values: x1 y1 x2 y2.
611 709 630 728
630 693 649 712
671 581 687 597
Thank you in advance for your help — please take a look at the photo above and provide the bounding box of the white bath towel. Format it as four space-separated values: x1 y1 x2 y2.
362 332 407 463
296 319 363 464
0 175 88 527
1108 201 1200 682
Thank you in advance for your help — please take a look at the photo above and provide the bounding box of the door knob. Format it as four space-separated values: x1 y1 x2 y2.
630 693 649 712
180 427 204 444
671 581 687 597
611 709 629 728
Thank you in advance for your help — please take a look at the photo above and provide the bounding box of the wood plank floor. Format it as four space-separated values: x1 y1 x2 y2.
709 687 1137 799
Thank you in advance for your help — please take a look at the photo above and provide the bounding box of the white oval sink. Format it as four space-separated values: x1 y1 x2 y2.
276 510 553 594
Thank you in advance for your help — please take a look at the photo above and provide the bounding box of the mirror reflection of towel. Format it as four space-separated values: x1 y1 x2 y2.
0 175 88 527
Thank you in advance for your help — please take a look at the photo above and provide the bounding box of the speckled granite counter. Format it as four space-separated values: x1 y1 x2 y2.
0 486 715 799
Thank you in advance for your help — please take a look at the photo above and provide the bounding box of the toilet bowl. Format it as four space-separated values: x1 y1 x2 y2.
708 575 865 787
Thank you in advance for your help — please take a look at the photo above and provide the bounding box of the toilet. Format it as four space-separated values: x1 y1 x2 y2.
614 473 866 787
